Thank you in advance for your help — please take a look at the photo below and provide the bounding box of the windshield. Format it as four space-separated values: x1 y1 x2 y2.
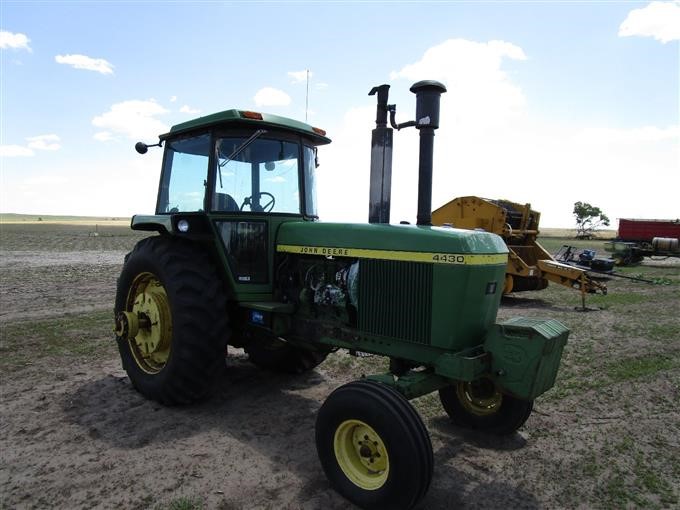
213 135 317 215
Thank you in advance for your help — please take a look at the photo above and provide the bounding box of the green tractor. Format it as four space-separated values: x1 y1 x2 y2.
114 81 568 510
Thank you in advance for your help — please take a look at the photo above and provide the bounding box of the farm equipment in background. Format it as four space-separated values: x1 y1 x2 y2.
114 81 569 510
555 245 658 286
604 218 680 265
431 197 608 300
554 246 615 273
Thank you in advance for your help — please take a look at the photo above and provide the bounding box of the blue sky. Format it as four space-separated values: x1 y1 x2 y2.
1 1 678 227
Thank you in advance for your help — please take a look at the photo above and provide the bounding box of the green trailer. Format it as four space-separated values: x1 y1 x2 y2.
114 81 568 510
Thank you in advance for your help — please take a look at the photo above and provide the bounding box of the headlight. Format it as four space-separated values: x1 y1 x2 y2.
177 219 190 233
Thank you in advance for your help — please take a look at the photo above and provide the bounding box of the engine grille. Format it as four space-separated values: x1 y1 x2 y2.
357 259 432 344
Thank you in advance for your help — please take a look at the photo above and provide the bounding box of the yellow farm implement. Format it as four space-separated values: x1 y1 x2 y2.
432 196 607 297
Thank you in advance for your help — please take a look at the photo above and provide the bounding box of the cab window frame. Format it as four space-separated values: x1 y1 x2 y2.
156 130 213 214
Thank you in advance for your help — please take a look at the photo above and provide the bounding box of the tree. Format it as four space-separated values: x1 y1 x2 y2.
573 201 610 239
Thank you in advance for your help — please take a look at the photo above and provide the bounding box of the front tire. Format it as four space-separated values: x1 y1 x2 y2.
316 379 433 510
439 378 533 435
114 236 229 405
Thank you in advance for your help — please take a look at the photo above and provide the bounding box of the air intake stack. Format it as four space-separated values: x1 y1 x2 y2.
410 80 447 226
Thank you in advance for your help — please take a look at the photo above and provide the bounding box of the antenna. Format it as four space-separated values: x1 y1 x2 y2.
305 69 309 123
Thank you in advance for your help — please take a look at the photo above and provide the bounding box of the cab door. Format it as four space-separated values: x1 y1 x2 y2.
209 132 308 300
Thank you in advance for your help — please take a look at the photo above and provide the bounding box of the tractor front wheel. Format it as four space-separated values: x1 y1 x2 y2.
439 378 533 435
114 236 229 405
315 379 433 510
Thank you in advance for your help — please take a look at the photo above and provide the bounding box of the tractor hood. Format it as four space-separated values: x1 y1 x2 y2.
276 222 508 264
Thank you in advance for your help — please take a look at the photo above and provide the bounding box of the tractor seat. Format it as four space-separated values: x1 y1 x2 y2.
213 192 239 212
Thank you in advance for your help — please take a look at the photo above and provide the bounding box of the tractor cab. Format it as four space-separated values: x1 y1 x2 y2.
154 113 329 217
132 109 331 296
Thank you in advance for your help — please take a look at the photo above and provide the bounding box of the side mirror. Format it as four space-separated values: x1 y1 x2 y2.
135 141 162 154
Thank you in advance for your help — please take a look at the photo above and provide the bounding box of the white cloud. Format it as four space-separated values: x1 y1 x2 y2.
315 82 329 91
169 96 178 103
391 39 527 82
93 132 114 142
390 39 527 129
0 134 61 158
254 87 291 107
1 152 163 216
26 134 61 151
0 30 31 51
22 175 70 186
0 145 34 157
288 70 312 84
619 1 680 43
575 125 679 144
55 54 114 74
179 105 201 114
92 100 169 140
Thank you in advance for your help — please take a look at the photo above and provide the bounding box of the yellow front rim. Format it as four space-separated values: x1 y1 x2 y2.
334 419 389 490
456 379 503 416
126 272 172 374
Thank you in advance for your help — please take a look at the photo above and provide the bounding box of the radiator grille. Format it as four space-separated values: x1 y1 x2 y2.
357 260 432 344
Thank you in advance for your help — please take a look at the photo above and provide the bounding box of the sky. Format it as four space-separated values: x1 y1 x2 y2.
1 0 678 228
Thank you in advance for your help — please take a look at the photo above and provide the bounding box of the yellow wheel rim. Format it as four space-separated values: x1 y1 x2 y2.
125 272 172 374
333 419 389 490
456 379 503 417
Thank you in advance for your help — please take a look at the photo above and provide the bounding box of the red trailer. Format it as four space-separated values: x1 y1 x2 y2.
606 218 680 264
618 218 680 242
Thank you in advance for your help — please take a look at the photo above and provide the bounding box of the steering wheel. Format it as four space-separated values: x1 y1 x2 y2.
241 191 275 212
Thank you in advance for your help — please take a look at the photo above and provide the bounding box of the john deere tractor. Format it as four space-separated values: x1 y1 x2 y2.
114 81 568 510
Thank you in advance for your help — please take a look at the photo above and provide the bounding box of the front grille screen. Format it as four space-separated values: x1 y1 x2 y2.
357 259 432 344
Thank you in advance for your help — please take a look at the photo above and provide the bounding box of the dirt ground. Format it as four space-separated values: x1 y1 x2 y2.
1 222 679 510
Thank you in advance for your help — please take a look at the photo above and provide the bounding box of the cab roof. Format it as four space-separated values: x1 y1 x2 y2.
160 109 332 145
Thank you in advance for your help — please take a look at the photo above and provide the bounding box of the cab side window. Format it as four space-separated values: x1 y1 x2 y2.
158 134 210 213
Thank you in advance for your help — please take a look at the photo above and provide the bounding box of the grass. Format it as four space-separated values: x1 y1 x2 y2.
0 310 116 371
606 354 679 382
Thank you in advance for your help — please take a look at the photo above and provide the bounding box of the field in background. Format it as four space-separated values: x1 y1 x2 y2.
0 221 678 509
1 214 619 237
1 213 131 225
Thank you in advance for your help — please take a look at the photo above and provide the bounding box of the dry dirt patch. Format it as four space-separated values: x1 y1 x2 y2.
1 224 679 509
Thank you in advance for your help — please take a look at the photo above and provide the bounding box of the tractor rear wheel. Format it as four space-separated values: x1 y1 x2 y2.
315 379 433 510
245 336 327 374
439 378 533 435
114 236 229 405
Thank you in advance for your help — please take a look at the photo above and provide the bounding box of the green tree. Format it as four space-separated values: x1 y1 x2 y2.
573 201 610 239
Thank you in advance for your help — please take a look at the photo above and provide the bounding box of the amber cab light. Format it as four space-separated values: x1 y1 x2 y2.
240 110 264 120
312 127 327 136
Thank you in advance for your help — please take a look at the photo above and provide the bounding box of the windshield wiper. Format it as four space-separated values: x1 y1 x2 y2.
217 129 267 188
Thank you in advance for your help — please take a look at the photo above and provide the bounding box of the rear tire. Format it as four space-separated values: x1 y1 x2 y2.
316 379 433 510
439 379 533 435
114 236 229 405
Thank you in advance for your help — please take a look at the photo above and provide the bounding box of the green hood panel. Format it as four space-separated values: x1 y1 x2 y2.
276 222 508 259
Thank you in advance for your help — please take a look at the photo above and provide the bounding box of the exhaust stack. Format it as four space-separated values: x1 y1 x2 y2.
410 80 447 226
368 84 393 224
